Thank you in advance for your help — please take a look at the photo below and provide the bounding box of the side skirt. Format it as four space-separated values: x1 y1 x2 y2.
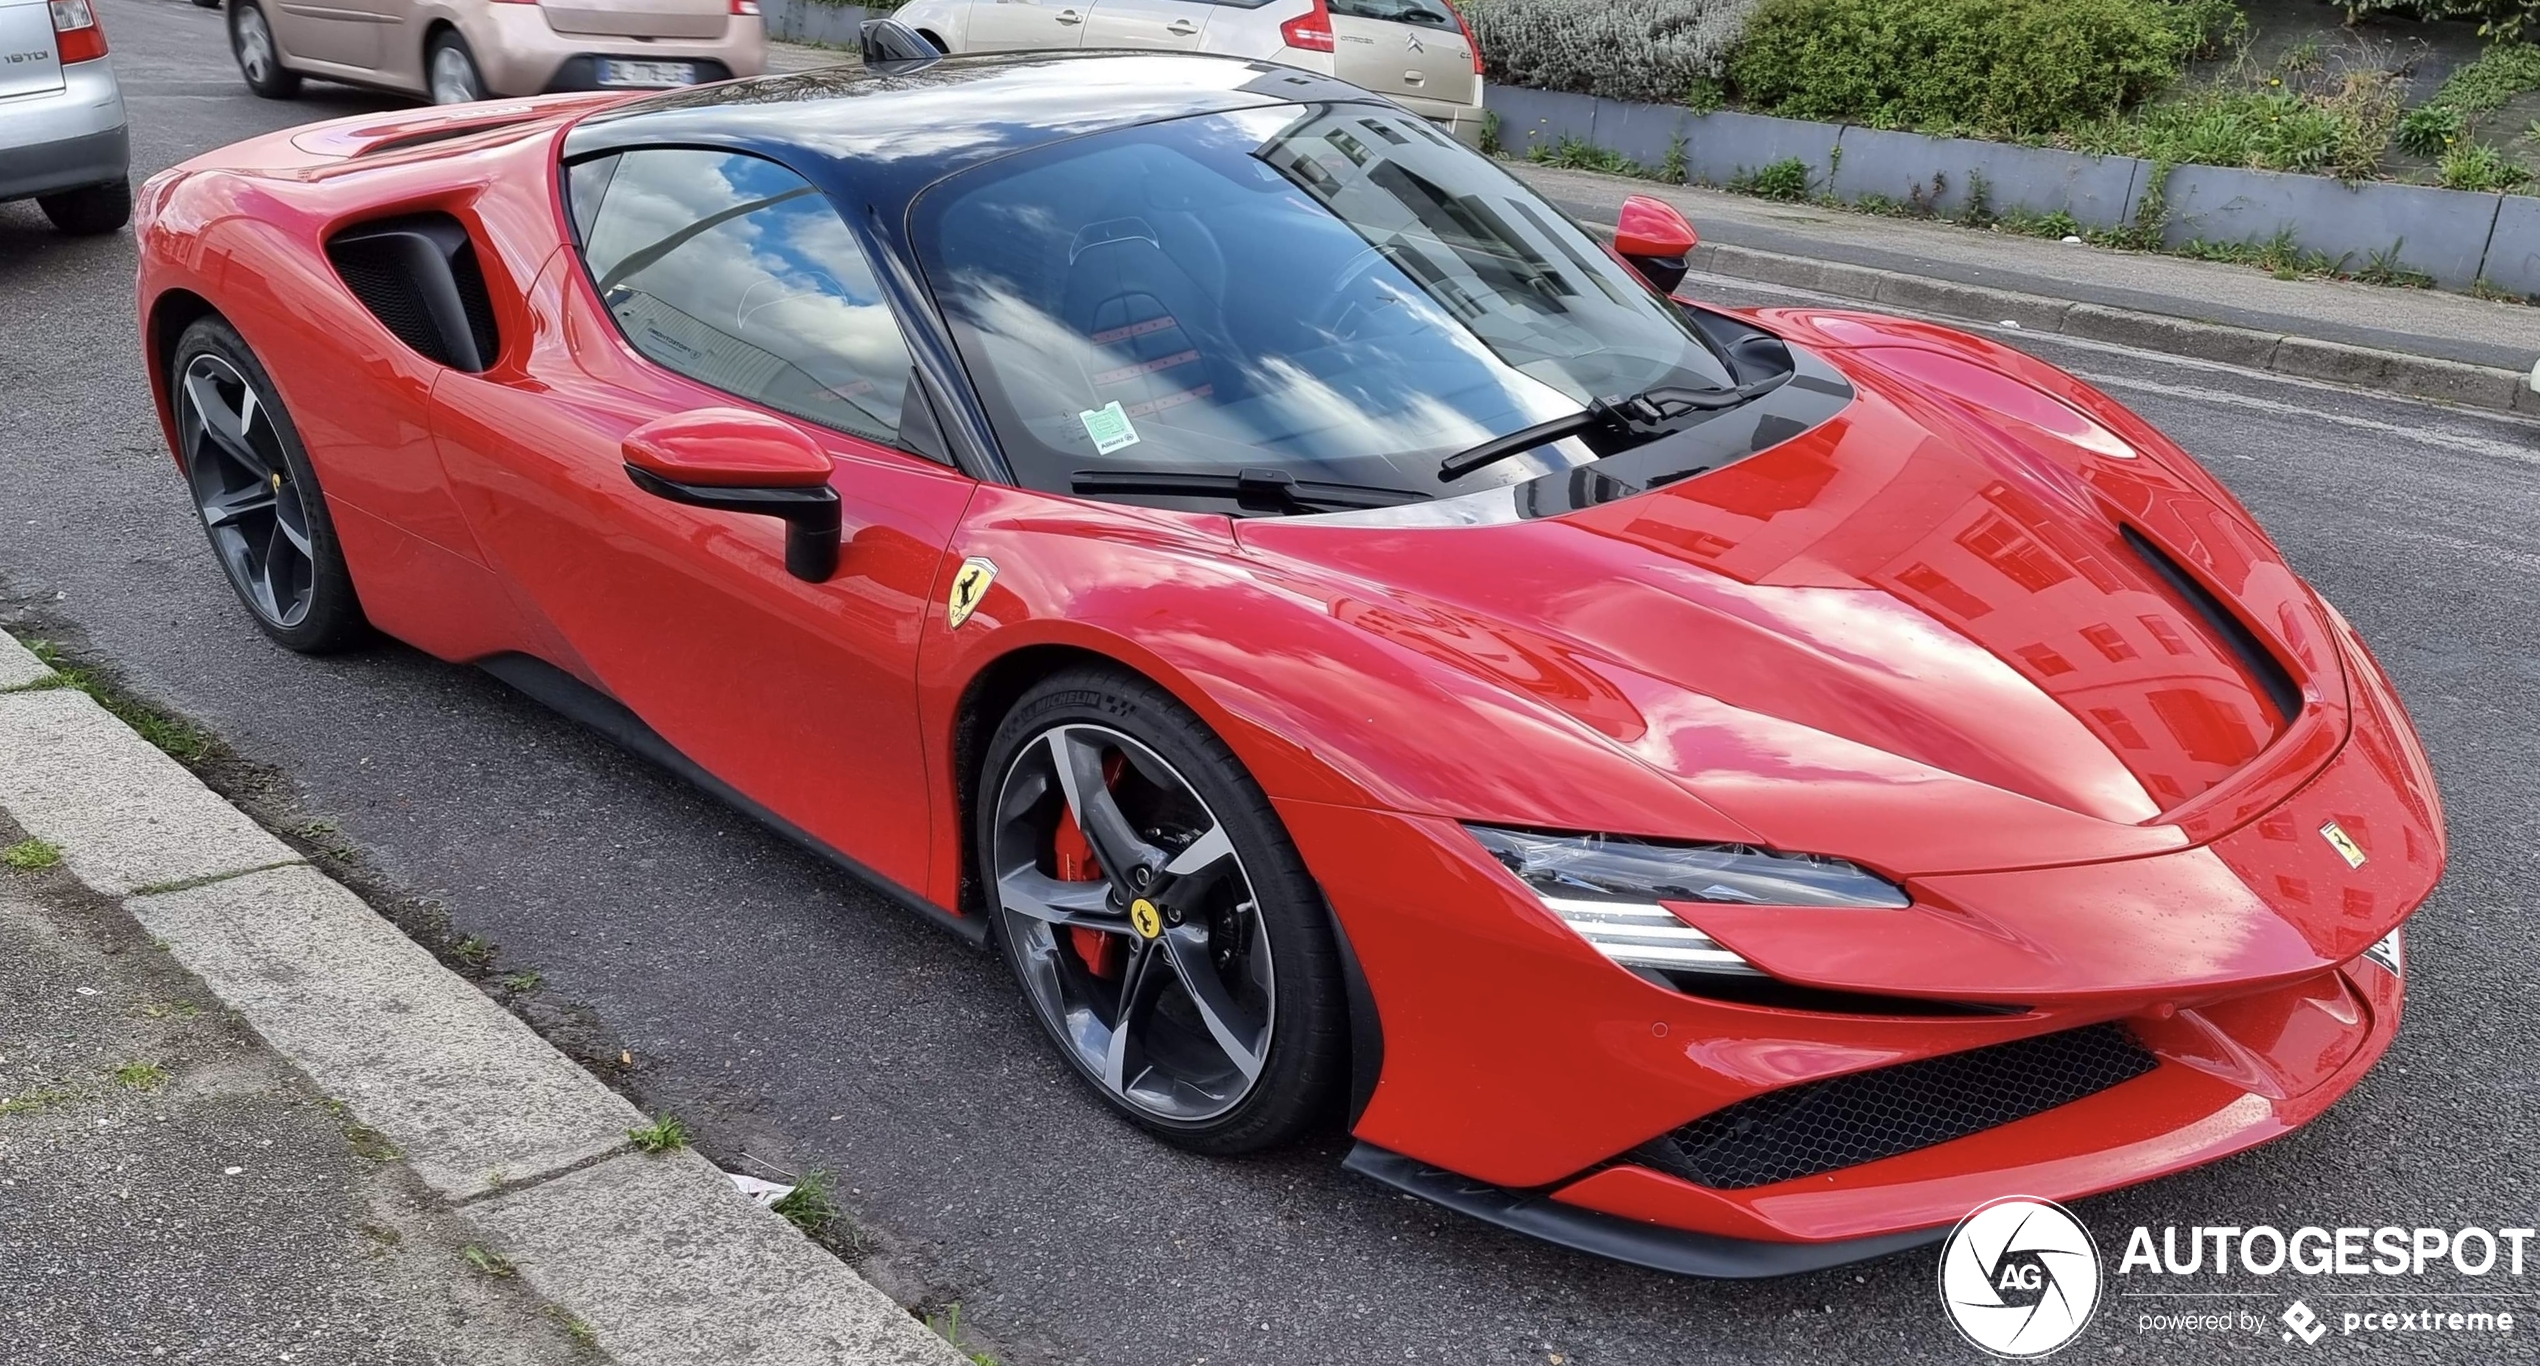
1341 1143 1945 1279
477 653 988 948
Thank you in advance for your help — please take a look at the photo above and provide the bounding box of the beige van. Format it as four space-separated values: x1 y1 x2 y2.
226 0 767 105
1328 0 1482 145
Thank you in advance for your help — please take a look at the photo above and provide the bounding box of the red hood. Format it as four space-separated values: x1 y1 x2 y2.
1238 332 2350 878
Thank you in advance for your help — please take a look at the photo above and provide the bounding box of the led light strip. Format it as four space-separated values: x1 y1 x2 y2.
1540 896 1763 976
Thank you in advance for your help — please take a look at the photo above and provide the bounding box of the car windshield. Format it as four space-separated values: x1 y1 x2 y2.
910 103 1737 505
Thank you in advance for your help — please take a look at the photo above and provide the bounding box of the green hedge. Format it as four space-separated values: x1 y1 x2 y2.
2331 1 2539 43
1728 0 2236 135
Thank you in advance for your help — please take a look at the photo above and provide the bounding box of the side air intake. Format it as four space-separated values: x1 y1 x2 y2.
325 213 501 373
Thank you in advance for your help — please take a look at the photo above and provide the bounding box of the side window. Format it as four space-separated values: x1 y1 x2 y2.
570 148 917 450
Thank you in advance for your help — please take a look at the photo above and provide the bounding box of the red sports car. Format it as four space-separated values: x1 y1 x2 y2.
134 49 2444 1276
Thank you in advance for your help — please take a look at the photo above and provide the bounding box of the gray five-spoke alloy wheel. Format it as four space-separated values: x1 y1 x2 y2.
179 354 317 629
992 723 1276 1124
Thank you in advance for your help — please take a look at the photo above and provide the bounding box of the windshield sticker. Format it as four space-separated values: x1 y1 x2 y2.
1078 401 1140 455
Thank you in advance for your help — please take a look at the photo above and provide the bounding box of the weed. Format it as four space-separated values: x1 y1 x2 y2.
461 1244 516 1278
451 935 498 972
1477 109 1501 157
2359 240 2436 289
627 1113 688 1153
15 641 214 763
345 1123 401 1161
1956 167 1995 227
560 1315 597 1347
3 838 61 871
1525 135 1640 176
1729 156 1812 200
1684 75 1726 115
2001 207 2084 239
2397 103 2466 157
1659 133 1689 185
112 1061 169 1090
139 999 201 1020
501 969 543 994
357 1222 403 1248
2439 141 2533 192
771 1170 841 1234
0 1087 77 1117
925 1303 1000 1366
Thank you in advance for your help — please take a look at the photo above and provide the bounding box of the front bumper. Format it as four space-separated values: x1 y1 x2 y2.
1291 622 2438 1267
0 58 129 201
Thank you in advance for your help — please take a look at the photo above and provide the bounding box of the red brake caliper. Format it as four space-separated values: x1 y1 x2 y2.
1052 762 1124 980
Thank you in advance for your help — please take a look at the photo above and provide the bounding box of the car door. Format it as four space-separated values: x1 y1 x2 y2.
269 0 384 70
964 0 1088 51
429 147 975 896
1080 0 1211 49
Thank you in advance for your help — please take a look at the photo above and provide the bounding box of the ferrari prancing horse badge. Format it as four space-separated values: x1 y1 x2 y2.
947 556 998 629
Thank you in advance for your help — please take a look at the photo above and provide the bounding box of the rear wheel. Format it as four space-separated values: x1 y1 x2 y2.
230 1 300 98
172 317 369 654
427 32 486 104
979 667 1347 1154
37 179 130 235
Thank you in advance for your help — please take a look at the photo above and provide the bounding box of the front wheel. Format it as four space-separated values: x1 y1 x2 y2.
171 317 370 653
229 0 300 98
979 667 1349 1154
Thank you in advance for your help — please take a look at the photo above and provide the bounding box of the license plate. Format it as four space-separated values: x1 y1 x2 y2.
598 59 699 87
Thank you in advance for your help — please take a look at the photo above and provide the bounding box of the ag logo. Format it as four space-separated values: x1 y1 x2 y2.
1939 1196 2101 1358
946 556 997 629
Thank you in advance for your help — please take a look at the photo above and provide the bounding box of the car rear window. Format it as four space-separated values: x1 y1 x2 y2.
1328 0 1462 32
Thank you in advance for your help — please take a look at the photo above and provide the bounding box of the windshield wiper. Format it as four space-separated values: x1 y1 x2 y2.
1072 467 1426 514
1436 370 1796 483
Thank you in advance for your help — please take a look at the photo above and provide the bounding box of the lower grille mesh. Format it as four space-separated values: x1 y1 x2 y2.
1635 1023 2158 1190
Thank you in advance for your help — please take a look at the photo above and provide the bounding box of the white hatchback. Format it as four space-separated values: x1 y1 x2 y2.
891 0 1490 143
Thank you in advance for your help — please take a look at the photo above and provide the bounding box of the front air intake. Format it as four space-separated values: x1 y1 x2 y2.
1628 1023 2158 1190
325 213 500 372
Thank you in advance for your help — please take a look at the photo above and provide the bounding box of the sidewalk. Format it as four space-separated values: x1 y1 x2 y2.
0 630 967 1366
1509 162 2540 417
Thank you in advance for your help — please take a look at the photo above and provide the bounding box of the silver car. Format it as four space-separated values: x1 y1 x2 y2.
0 0 129 233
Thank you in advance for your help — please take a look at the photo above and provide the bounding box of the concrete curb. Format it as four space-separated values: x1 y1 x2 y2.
1687 239 2540 419
0 642 968 1366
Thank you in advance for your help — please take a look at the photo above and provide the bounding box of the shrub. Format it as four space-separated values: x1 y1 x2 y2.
2396 101 2467 154
2332 2 2540 44
1729 0 2234 136
2088 70 2402 177
1465 0 1760 105
1729 156 1813 198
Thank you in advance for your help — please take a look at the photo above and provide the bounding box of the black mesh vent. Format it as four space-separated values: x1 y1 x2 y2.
328 244 451 367
324 213 499 373
1635 1024 2157 1190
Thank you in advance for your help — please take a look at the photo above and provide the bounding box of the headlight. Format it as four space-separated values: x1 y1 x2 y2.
1466 826 1908 979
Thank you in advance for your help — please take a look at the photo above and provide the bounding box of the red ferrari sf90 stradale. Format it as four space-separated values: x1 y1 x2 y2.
133 48 2443 1276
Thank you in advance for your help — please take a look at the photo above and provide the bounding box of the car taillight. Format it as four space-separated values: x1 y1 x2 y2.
730 0 759 13
48 0 107 63
1445 0 1482 75
1280 0 1333 53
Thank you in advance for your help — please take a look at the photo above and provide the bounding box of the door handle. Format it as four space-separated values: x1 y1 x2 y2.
1166 18 1198 32
1055 8 1082 21
1403 70 1424 83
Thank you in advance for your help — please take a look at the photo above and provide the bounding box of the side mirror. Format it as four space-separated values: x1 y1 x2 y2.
622 408 842 583
860 17 940 68
1614 194 1699 295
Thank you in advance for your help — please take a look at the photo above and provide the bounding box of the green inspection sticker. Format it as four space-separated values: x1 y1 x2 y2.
1078 401 1140 455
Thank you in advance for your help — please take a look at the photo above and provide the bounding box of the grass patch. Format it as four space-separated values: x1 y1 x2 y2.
3 838 61 871
925 1303 1000 1366
771 1170 842 1234
138 999 201 1020
500 969 543 993
451 935 498 972
0 1086 78 1117
461 1244 516 1278
14 639 215 763
1729 156 1813 200
2440 140 2534 191
345 1123 401 1161
112 1061 169 1090
626 1113 688 1153
1524 135 1641 175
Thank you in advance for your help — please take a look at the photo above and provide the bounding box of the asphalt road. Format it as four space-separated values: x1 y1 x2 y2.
5 6 2539 1362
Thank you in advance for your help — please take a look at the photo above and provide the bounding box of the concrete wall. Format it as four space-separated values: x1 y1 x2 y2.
1485 84 2536 295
